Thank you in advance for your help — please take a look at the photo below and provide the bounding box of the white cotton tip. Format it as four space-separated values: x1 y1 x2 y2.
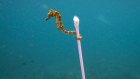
73 16 79 24
73 16 80 28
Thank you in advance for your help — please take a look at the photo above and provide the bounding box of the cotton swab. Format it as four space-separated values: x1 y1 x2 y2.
73 16 86 79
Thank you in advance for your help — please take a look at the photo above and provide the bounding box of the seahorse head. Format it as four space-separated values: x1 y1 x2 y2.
45 9 56 21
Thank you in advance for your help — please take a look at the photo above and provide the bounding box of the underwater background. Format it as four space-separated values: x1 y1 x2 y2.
0 0 140 79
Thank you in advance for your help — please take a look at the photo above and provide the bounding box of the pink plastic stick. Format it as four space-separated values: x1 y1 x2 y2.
73 16 86 79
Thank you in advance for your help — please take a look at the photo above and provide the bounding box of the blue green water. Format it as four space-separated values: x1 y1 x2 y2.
0 0 140 79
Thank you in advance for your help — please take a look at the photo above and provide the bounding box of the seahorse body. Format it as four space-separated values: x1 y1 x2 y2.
45 9 76 35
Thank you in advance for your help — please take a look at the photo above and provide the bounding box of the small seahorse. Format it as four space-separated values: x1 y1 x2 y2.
45 9 76 35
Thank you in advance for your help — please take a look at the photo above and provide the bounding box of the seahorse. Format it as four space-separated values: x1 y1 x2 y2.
45 9 76 35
